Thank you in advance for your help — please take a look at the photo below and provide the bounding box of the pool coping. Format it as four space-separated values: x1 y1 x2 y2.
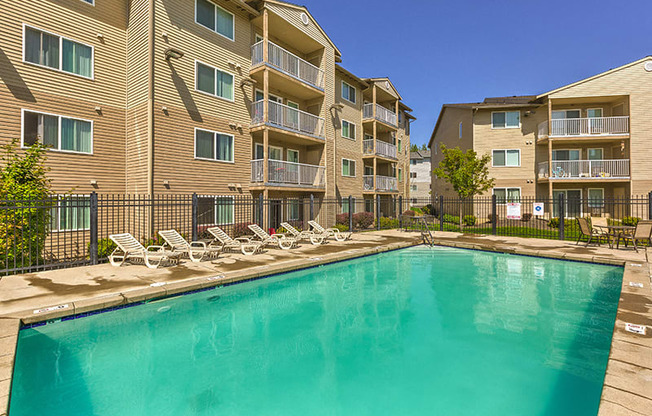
2 236 650 415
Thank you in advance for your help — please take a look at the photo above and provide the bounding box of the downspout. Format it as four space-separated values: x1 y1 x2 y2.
147 0 155 235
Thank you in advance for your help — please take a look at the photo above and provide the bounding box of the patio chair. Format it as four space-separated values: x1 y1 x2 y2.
280 222 325 245
248 224 297 250
308 220 352 242
206 226 263 256
575 217 608 247
108 233 181 269
158 229 221 262
618 220 652 252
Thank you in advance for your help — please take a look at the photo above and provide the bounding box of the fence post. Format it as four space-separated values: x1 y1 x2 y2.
648 191 652 220
258 193 264 227
348 195 353 232
558 193 565 241
310 193 314 221
89 192 98 265
491 194 497 236
191 193 198 241
376 194 381 230
439 195 444 232
398 196 403 230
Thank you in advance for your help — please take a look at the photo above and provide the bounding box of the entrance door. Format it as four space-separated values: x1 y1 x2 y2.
255 143 264 159
269 199 282 231
553 190 582 217
287 101 299 131
286 149 299 184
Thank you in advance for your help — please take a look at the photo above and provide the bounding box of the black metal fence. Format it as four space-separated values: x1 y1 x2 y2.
0 193 410 276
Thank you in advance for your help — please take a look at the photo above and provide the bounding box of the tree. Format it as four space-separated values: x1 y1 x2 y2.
433 144 494 227
420 143 428 151
0 140 52 270
410 144 419 152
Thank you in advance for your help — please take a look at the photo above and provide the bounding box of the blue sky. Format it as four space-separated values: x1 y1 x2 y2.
300 0 652 147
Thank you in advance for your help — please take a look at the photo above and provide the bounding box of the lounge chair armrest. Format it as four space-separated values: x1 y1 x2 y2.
190 241 207 249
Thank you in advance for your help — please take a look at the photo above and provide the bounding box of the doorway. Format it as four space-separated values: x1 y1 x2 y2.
552 189 582 217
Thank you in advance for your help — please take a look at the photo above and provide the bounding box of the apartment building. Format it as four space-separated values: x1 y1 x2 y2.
409 149 431 205
0 0 413 227
429 56 652 217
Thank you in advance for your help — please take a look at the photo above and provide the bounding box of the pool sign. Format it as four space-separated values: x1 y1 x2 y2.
506 203 521 220
533 202 545 216
625 323 646 335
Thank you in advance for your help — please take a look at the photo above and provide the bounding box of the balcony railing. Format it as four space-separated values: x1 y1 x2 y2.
251 159 326 188
363 175 398 191
251 40 325 89
362 139 398 159
363 175 374 191
538 116 629 138
363 103 397 126
251 100 325 139
537 159 630 179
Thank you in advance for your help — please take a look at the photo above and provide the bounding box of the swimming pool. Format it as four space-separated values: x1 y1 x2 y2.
10 246 623 415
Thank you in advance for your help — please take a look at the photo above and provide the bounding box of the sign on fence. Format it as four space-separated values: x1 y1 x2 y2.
533 202 544 216
506 203 521 220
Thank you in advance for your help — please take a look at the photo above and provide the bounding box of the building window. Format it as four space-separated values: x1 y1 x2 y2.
588 188 604 208
342 197 356 214
364 199 373 212
398 168 403 182
22 110 92 153
196 62 234 101
410 172 417 178
410 159 417 165
493 188 521 204
287 200 300 221
492 149 520 167
491 111 520 129
459 122 463 139
341 81 356 104
195 129 234 162
198 195 234 225
50 195 91 232
398 138 402 153
342 158 355 177
196 0 235 41
411 185 417 191
24 26 93 78
341 120 356 140
80 0 94 4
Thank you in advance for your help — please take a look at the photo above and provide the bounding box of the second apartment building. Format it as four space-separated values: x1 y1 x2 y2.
0 0 413 227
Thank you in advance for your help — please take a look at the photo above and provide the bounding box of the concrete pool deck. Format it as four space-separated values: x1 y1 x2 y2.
0 230 650 415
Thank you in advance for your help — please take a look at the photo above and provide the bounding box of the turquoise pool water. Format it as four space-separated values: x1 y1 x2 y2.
10 247 623 415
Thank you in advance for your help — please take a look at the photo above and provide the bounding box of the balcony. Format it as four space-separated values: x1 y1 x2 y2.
538 116 629 139
251 40 325 91
251 159 326 188
363 103 397 127
537 159 630 180
363 175 398 192
363 139 397 160
251 100 325 139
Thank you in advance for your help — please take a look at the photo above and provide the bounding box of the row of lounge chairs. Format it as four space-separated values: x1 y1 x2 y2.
108 221 352 269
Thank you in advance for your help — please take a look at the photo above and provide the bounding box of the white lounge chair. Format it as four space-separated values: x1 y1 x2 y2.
308 220 352 242
280 222 324 245
158 229 221 262
248 224 297 250
206 226 263 256
108 233 181 268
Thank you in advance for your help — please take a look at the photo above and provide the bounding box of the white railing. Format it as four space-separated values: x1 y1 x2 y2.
375 175 398 191
363 139 374 155
538 116 629 138
251 100 325 138
363 175 374 191
363 103 397 126
251 40 325 89
375 140 397 159
251 159 326 188
537 159 630 179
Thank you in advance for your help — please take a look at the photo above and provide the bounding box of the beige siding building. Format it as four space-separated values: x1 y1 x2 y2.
0 0 413 226
429 57 652 216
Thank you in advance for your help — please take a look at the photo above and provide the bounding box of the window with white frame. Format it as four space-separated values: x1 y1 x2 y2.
341 81 356 104
491 111 520 129
287 200 300 221
195 0 234 40
588 188 604 208
493 188 521 204
341 120 356 140
197 195 234 225
195 129 234 162
492 149 520 167
196 62 234 101
342 158 355 177
342 197 356 214
23 110 92 153
50 195 91 231
24 26 93 78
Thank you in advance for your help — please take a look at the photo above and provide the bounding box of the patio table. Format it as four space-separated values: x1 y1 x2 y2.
595 225 635 249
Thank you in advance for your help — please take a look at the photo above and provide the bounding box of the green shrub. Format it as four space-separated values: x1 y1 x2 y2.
521 213 532 222
548 218 575 229
377 217 399 229
409 207 423 214
622 216 640 226
96 238 117 259
423 204 436 216
334 223 349 232
442 214 460 224
463 215 476 226
487 213 497 223
353 212 374 229
402 210 416 217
